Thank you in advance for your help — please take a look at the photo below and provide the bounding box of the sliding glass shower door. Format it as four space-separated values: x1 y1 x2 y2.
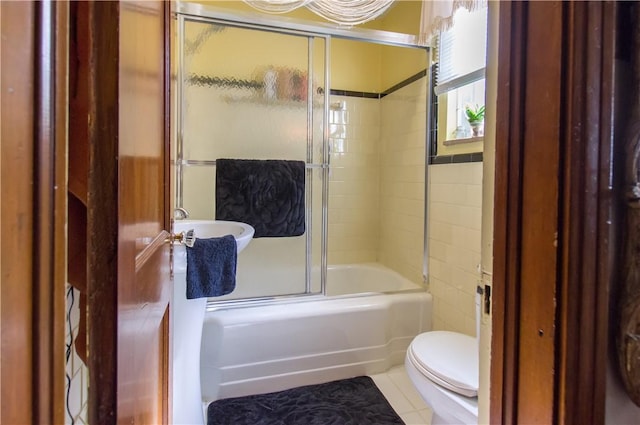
176 17 328 301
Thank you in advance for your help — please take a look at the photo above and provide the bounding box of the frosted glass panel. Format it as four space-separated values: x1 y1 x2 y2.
182 166 216 219
179 18 326 300
183 22 318 161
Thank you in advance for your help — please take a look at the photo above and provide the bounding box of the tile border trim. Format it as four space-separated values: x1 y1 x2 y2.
429 152 483 164
330 69 427 99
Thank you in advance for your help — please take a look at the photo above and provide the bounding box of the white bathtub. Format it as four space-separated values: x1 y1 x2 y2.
200 263 432 402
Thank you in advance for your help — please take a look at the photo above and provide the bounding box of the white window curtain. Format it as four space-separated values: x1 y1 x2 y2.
435 6 487 92
418 0 487 45
418 0 487 95
243 0 395 26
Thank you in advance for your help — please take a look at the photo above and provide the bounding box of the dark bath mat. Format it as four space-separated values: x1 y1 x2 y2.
206 376 405 425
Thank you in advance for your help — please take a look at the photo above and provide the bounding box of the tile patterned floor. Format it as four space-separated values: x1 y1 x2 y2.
370 365 433 425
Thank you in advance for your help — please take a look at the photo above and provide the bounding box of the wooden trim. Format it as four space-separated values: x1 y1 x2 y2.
1 1 68 423
516 3 562 423
556 2 616 423
492 1 619 422
87 2 119 423
491 1 525 422
165 9 174 422
53 2 69 423
164 2 171 229
33 2 68 422
163 9 172 421
33 2 56 419
1 2 36 423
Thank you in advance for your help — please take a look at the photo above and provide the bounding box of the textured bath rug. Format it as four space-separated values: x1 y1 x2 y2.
206 376 404 425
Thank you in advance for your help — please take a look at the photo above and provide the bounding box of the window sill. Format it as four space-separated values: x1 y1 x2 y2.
443 136 484 146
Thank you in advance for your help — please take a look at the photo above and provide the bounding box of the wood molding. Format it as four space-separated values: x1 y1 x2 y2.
164 3 172 229
87 2 120 423
1 2 37 423
34 2 69 422
557 2 616 422
491 1 525 422
52 2 69 423
492 1 619 422
1 1 68 423
85 1 171 422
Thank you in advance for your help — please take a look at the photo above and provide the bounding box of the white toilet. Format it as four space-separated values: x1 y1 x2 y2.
405 330 478 424
405 288 481 425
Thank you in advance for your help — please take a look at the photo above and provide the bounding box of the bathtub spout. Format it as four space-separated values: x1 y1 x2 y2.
174 207 190 220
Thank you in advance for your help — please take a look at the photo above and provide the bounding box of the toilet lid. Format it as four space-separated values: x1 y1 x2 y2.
408 331 479 397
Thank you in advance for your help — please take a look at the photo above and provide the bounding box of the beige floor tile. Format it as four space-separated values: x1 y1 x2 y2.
418 408 433 424
400 411 430 425
371 365 433 421
374 377 416 414
388 368 431 410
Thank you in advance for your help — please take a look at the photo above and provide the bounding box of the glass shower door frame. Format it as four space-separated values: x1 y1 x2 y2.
175 13 331 301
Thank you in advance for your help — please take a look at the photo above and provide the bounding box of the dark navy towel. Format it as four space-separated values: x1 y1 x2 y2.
215 159 305 238
185 235 237 299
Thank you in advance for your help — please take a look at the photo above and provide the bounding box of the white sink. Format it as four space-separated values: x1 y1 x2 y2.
174 219 254 253
171 219 254 425
172 220 254 274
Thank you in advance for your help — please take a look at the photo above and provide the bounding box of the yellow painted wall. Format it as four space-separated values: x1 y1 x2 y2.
331 39 381 92
185 0 427 93
380 45 427 91
379 1 427 90
184 21 317 80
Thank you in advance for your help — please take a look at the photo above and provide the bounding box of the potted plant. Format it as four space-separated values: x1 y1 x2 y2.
464 104 485 137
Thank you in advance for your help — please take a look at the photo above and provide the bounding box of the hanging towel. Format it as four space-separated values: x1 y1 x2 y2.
215 159 305 238
186 235 237 299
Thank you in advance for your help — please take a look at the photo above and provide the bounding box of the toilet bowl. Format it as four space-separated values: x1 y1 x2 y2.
405 330 479 425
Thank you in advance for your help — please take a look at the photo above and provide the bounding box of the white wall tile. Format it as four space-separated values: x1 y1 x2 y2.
428 162 483 336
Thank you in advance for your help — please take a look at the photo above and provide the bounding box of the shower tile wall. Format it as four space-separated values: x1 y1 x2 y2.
379 78 428 285
328 77 427 286
428 162 483 336
328 95 381 264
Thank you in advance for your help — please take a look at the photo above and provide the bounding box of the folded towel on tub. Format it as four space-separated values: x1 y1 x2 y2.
186 235 237 299
215 159 306 238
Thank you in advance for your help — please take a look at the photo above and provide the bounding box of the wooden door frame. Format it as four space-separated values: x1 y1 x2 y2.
84 2 119 421
491 1 617 422
1 1 68 423
82 1 172 422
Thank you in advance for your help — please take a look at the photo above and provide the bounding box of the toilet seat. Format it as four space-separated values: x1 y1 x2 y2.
408 331 478 397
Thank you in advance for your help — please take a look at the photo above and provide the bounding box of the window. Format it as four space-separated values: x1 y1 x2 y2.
432 7 488 155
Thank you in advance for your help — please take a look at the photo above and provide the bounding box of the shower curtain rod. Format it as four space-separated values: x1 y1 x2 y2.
175 2 430 50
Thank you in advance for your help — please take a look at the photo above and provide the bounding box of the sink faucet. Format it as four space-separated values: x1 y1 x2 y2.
174 207 189 220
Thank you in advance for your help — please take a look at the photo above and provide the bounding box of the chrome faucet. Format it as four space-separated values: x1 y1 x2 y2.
174 207 190 220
